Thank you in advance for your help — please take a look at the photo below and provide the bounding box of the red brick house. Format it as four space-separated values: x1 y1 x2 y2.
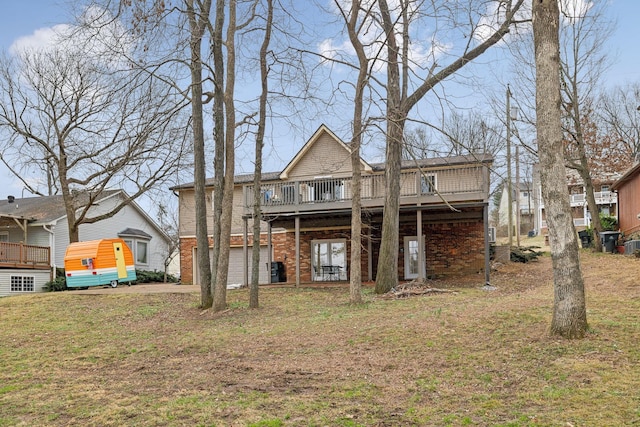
612 161 640 240
172 125 493 286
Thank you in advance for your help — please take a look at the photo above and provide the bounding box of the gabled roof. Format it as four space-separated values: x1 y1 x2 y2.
0 190 169 242
0 190 120 226
612 162 640 191
279 124 373 179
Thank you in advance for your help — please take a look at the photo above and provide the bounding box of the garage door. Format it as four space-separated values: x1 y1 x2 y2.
193 246 269 286
228 247 269 286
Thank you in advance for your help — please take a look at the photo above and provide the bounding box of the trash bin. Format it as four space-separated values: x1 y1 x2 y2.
578 230 592 248
528 230 536 238
599 231 620 253
270 261 286 283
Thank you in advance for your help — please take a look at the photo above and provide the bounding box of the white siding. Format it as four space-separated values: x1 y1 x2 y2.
0 269 51 297
193 246 269 286
51 193 169 272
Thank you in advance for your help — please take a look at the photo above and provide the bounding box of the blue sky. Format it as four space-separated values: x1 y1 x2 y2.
1 0 639 198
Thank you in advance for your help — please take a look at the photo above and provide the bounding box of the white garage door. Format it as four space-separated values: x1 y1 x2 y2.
228 247 270 286
193 246 269 286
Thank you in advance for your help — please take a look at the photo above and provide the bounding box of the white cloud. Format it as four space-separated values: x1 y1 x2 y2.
9 24 70 54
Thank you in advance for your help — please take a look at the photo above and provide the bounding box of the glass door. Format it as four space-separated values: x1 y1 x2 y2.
404 236 425 280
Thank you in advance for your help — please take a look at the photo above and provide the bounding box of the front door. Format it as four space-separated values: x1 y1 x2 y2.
404 236 425 280
113 242 127 279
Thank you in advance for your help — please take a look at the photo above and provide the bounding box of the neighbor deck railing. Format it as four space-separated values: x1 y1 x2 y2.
0 242 51 270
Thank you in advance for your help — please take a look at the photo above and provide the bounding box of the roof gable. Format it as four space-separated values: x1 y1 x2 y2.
280 124 372 180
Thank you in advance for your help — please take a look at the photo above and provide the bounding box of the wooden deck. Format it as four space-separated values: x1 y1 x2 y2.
0 242 51 270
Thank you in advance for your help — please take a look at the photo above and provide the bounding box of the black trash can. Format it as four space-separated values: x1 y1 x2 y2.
270 261 286 283
578 230 592 248
599 231 620 253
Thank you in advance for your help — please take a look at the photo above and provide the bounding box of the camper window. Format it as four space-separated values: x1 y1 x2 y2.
81 258 94 269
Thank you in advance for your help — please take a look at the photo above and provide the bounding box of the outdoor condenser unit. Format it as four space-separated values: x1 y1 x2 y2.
624 240 640 254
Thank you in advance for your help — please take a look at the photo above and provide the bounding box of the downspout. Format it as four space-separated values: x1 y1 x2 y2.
43 223 55 281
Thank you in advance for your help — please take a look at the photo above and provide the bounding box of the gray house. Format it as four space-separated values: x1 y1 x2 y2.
0 190 172 296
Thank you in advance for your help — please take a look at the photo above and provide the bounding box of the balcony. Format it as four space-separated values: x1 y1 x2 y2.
0 242 51 270
243 167 489 216
540 191 617 209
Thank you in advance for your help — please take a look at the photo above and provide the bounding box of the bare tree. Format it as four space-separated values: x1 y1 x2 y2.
374 0 526 294
533 0 587 338
250 0 273 309
599 82 640 162
559 0 616 252
187 0 214 308
0 39 189 243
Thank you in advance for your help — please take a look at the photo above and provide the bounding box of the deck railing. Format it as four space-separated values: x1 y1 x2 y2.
0 242 51 269
244 167 488 211
542 191 617 208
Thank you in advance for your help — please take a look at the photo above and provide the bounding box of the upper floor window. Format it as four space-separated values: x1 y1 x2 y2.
420 173 437 194
600 185 610 193
0 232 7 242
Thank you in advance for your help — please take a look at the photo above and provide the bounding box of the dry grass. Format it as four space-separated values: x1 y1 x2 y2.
1 250 639 426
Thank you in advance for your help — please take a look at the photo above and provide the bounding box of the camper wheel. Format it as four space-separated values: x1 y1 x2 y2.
110 280 118 288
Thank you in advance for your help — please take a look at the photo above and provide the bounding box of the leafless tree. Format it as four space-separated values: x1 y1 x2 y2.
250 0 273 309
0 38 190 243
533 0 587 339
187 0 215 308
374 0 526 294
599 82 640 162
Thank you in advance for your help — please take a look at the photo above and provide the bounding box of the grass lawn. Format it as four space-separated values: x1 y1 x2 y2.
1 250 639 426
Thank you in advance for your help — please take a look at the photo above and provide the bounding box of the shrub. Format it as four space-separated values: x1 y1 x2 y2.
44 276 67 292
600 214 618 231
133 270 178 284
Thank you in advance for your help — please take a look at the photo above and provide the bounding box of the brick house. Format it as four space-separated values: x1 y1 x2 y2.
172 125 493 286
612 161 640 240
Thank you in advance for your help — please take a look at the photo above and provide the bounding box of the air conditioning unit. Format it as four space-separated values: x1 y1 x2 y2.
625 240 640 254
488 227 496 243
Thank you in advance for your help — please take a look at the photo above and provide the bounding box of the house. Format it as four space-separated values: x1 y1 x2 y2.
172 124 493 287
496 181 536 237
533 166 621 234
611 161 640 240
0 190 173 296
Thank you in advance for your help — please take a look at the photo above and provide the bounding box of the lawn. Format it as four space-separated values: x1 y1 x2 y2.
1 250 639 426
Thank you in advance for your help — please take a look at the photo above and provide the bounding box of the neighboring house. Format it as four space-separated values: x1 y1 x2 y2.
0 190 173 296
172 124 493 287
533 166 621 234
496 181 535 236
611 161 640 240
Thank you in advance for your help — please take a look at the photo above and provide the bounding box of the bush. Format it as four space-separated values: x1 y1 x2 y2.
44 276 67 292
600 214 618 231
133 270 178 284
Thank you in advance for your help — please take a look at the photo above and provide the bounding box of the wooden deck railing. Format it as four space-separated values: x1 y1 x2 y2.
0 242 51 270
244 166 489 214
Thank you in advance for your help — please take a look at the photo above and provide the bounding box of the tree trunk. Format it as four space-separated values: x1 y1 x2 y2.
374 0 403 294
250 0 273 309
533 0 588 339
345 0 367 304
211 0 226 309
187 0 213 309
213 0 238 312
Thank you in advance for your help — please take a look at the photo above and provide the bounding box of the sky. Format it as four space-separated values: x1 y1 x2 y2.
1 0 640 200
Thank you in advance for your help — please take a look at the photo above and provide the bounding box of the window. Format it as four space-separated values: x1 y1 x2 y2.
11 276 34 292
136 241 148 264
601 185 610 193
420 174 437 194
311 239 347 281
0 232 7 242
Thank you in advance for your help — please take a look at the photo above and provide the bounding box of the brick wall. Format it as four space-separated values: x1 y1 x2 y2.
180 217 486 284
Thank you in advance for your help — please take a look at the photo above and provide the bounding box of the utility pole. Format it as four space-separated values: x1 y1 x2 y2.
515 145 521 247
506 85 513 247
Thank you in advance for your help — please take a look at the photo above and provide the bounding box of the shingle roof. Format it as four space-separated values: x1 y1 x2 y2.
0 190 121 224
